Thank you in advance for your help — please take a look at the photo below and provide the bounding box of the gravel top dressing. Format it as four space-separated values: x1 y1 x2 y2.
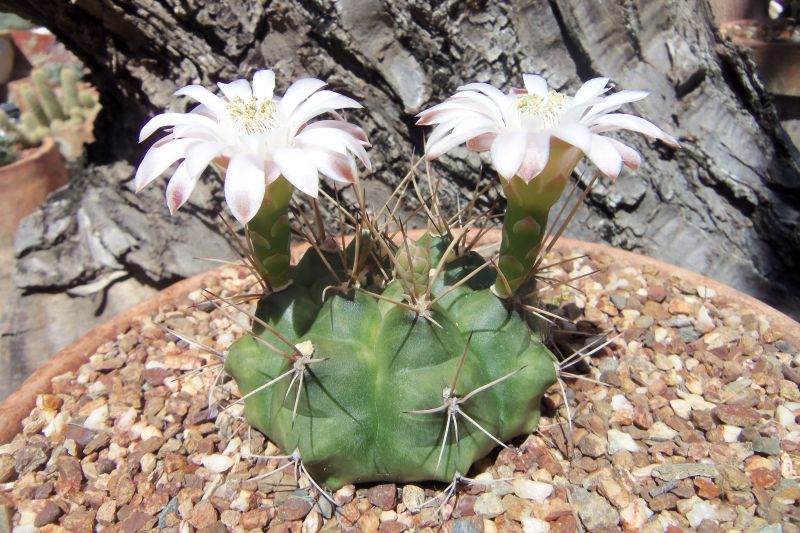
2 245 798 533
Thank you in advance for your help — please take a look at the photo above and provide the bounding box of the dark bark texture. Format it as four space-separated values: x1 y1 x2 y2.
1 0 799 353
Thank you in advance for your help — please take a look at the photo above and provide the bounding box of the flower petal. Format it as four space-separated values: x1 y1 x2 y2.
295 127 371 170
306 149 357 184
174 85 228 117
490 132 528 179
139 112 218 142
303 119 370 145
278 78 326 118
184 141 225 178
573 77 610 106
607 138 641 171
274 148 320 197
288 90 362 134
517 134 551 182
252 70 276 99
591 113 679 146
224 153 266 224
551 123 592 154
466 132 496 152
165 161 197 214
217 79 252 101
134 138 199 191
587 134 624 179
523 74 548 97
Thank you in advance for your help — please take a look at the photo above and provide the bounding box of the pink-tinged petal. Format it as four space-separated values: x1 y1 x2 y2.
466 132 496 152
277 78 326 118
295 127 371 170
551 123 592 153
224 154 266 224
184 141 225 178
416 95 502 126
265 161 281 184
165 161 197 214
303 119 369 145
490 131 527 179
307 149 357 183
174 85 227 117
523 74 548 97
425 125 495 159
288 90 362 134
252 70 276 99
573 77 610 105
274 148 320 197
139 112 218 142
591 113 679 146
587 134 623 179
134 138 199 191
217 79 252 101
607 138 641 171
517 134 551 182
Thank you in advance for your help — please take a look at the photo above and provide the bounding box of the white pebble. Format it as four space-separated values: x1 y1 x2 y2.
202 454 235 473
694 306 715 334
512 479 553 502
686 501 717 527
648 421 678 441
83 404 109 430
722 425 742 443
611 394 633 412
776 405 796 429
608 429 640 454
670 399 692 419
522 517 551 533
696 285 717 299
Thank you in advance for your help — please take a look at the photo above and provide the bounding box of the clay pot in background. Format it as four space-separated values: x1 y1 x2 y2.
0 136 68 236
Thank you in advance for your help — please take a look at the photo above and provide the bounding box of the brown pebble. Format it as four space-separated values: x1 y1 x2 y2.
748 467 780 489
694 478 720 499
725 490 755 506
121 511 153 533
550 513 579 533
647 285 668 302
278 495 313 521
578 433 607 458
649 492 678 511
712 404 761 427
34 501 64 526
61 509 95 533
240 508 270 529
379 521 408 533
367 483 397 511
189 501 218 529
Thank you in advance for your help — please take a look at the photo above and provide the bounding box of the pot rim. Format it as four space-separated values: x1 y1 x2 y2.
0 136 57 173
0 230 797 444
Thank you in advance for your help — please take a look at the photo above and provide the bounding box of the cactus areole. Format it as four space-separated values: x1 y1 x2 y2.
136 69 677 490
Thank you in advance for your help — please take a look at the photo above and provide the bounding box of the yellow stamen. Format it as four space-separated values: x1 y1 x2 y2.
226 96 278 135
517 91 569 130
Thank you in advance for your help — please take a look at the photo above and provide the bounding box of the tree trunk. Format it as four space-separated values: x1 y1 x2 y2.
1 0 799 389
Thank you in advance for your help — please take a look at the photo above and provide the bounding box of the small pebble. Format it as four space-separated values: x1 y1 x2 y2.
608 429 640 454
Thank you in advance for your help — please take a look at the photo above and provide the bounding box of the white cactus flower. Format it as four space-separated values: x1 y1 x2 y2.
135 70 371 223
417 74 678 182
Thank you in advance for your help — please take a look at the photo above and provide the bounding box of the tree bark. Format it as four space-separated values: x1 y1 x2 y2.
2 0 799 320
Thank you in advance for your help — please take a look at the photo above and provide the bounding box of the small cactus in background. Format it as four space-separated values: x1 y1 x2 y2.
7 67 101 158
137 69 677 493
0 134 16 166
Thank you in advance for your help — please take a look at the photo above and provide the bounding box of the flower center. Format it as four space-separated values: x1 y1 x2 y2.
226 96 278 135
516 91 569 130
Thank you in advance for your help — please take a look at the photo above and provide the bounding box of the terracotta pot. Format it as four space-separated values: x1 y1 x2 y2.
0 136 68 236
1 231 798 444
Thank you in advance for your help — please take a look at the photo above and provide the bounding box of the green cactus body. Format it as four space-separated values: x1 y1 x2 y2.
31 69 66 121
225 233 557 489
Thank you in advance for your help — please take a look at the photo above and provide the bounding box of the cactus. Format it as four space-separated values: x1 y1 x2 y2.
7 67 101 156
0 134 16 166
224 202 559 490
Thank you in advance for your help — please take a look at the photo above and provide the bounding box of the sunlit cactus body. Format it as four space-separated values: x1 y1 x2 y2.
225 231 558 489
